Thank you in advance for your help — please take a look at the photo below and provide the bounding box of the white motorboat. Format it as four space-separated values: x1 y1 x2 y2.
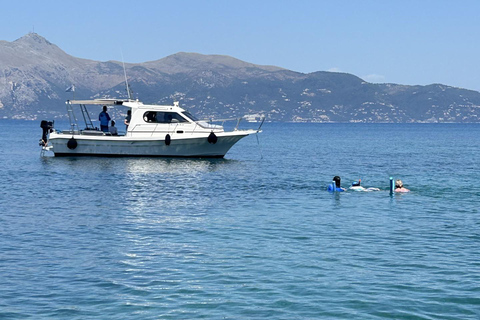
40 99 262 158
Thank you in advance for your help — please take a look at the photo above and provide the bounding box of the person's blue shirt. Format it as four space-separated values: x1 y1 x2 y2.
327 184 345 192
99 110 111 127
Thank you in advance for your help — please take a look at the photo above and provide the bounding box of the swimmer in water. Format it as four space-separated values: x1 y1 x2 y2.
328 176 346 192
395 179 410 193
349 179 380 192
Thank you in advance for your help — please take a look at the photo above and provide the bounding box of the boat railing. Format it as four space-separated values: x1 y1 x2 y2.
58 128 126 137
202 115 265 132
127 115 265 136
196 117 241 131
81 130 105 136
61 129 80 135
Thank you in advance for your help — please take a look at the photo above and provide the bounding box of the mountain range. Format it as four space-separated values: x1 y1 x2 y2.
2 32 480 122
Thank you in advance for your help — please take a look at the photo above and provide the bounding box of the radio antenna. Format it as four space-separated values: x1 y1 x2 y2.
121 50 132 100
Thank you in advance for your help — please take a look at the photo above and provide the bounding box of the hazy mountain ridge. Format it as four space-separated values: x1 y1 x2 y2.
1 33 480 122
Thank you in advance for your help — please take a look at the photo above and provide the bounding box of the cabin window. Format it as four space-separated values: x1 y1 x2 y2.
143 111 189 123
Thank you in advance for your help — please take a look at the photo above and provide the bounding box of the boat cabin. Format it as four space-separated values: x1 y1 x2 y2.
66 99 222 137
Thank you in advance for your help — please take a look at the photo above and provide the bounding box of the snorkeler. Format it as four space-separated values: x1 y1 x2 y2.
328 176 346 192
349 179 380 192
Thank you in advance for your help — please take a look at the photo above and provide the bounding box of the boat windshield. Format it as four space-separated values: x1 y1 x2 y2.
182 111 199 122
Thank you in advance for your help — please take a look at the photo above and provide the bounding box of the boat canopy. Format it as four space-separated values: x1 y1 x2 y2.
67 99 131 106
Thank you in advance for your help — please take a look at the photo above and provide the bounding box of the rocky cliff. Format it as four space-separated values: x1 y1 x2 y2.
1 33 480 122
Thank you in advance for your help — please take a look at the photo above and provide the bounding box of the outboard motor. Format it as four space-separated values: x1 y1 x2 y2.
39 120 54 146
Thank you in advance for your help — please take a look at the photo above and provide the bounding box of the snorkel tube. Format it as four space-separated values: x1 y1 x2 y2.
328 181 336 192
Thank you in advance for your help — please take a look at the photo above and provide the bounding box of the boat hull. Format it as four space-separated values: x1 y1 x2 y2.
49 132 250 158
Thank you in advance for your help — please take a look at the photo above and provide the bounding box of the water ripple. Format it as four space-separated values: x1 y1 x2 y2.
1 122 480 319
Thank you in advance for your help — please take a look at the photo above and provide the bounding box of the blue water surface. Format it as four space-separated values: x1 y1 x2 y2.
0 120 479 319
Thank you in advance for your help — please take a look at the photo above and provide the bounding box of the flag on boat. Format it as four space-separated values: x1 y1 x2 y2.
65 85 75 92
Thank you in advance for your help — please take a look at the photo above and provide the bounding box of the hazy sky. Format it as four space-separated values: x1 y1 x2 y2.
2 0 480 91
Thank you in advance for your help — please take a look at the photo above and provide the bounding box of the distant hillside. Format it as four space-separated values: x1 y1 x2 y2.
1 33 480 122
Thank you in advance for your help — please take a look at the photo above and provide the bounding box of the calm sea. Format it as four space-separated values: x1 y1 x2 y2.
0 120 479 319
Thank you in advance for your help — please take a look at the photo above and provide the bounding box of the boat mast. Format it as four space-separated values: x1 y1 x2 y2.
121 52 132 100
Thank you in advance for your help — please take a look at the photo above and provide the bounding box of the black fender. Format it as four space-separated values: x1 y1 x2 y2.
165 134 171 146
67 137 77 150
207 132 217 144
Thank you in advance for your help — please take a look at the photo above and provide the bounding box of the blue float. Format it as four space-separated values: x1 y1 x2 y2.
328 181 344 192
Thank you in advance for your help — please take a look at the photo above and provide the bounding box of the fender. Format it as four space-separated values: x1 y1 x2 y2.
67 137 77 150
207 132 218 144
165 134 171 146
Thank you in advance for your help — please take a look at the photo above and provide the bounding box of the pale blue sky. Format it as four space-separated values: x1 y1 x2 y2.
2 0 480 91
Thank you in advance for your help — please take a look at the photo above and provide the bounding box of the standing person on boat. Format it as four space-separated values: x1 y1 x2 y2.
395 180 410 193
99 105 111 132
109 120 118 136
124 110 131 131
